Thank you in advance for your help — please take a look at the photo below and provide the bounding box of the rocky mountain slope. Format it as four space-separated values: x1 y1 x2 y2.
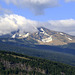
1 27 75 45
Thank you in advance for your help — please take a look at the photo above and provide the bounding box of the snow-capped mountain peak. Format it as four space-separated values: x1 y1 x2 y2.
12 33 30 38
0 27 75 46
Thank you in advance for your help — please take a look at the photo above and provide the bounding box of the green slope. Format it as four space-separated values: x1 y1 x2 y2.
0 50 75 75
0 42 75 66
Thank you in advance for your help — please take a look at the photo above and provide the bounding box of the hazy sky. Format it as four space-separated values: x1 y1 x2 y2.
0 0 75 36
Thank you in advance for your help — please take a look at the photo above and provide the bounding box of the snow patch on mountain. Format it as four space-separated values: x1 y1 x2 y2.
60 33 64 35
23 33 29 38
18 33 29 38
42 36 52 43
19 34 22 37
12 33 29 38
12 34 16 38
68 38 72 41
40 28 49 36
40 28 44 32
65 36 72 41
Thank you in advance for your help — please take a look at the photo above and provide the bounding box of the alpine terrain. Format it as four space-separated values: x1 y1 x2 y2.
1 27 75 46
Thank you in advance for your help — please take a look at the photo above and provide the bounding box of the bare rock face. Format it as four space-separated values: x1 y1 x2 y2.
25 27 75 45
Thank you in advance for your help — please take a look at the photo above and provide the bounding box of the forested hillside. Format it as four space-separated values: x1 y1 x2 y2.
0 41 75 66
0 50 75 75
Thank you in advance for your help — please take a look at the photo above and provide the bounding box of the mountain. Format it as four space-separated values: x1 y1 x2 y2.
0 50 75 75
0 27 75 66
0 27 75 56
0 27 75 46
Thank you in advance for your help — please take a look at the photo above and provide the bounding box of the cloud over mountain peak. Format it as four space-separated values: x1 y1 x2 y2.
0 14 75 36
0 14 38 35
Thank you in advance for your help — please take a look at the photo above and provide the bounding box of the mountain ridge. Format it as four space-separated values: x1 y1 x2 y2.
0 27 75 46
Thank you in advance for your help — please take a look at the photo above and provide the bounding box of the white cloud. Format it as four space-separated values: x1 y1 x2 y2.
3 0 59 15
0 14 75 36
65 0 75 2
46 19 75 35
0 14 38 35
49 19 75 27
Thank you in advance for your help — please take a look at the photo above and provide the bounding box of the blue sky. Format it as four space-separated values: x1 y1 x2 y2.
0 0 75 35
0 0 75 21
